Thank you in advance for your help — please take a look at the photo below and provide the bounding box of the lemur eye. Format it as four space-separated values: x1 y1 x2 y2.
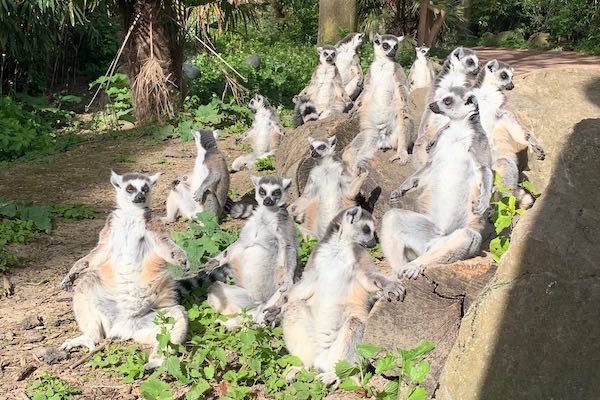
500 72 508 80
382 43 390 50
467 58 475 66
393 44 398 50
362 225 371 234
126 185 135 193
142 184 149 193
465 96 474 105
443 97 452 106
259 188 266 196
318 145 326 151
272 189 281 197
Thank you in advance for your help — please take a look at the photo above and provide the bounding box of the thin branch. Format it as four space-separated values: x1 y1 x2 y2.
69 341 112 369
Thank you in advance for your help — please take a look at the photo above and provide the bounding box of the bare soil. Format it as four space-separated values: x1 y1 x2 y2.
0 48 598 399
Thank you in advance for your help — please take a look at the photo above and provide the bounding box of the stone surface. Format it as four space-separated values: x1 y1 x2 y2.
363 258 496 393
19 315 43 330
436 118 600 399
32 346 69 365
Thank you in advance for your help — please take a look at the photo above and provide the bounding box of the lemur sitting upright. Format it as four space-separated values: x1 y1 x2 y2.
335 32 365 100
163 129 229 223
232 94 284 172
59 171 189 369
408 46 435 92
203 175 298 330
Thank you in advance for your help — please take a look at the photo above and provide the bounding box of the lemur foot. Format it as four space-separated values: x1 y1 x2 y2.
389 151 410 165
382 281 406 301
60 335 96 352
285 366 302 383
316 371 340 388
532 144 546 161
59 273 77 291
399 262 424 280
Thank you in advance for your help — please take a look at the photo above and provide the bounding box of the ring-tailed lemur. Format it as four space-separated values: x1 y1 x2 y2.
289 136 368 239
408 46 435 92
294 46 352 123
162 129 230 223
59 172 189 369
269 207 404 386
381 86 492 279
471 59 545 209
353 34 415 166
231 94 283 172
202 175 298 330
413 46 480 168
335 32 365 100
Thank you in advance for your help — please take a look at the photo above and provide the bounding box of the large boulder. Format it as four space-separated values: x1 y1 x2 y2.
436 119 600 399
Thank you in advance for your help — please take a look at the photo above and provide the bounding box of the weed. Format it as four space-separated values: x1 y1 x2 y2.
28 371 81 400
115 155 136 163
297 232 318 268
171 211 239 272
89 344 147 383
254 155 276 171
336 341 436 399
90 73 134 124
49 203 96 220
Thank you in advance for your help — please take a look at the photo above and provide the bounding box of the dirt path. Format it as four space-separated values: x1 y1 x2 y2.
474 47 600 76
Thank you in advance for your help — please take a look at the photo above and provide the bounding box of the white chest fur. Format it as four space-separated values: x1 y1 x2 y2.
191 146 209 190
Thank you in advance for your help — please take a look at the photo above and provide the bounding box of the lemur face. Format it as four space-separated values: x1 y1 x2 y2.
353 33 365 49
486 59 515 90
374 34 404 59
251 176 292 208
452 47 480 76
342 207 377 248
249 94 269 110
110 171 160 208
192 129 218 151
416 46 430 58
308 135 337 158
317 46 337 65
429 87 478 120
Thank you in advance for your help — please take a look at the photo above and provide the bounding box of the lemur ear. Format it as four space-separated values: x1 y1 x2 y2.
191 130 201 141
110 170 122 188
486 59 499 72
282 178 292 191
308 136 316 144
212 130 220 140
344 206 362 224
374 33 381 44
328 135 337 148
454 46 464 59
397 35 405 43
317 47 323 54
148 172 162 186
251 176 261 188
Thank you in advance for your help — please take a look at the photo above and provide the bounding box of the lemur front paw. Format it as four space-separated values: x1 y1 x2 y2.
389 151 410 165
316 371 340 388
532 144 546 161
171 250 189 272
193 187 206 203
399 262 424 280
59 274 76 291
390 178 418 205
262 306 282 327
356 159 370 173
382 281 406 301
202 258 220 272
471 197 489 216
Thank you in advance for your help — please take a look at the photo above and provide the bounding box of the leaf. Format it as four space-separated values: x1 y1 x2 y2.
185 379 211 399
407 360 429 383
494 215 512 234
374 353 396 374
277 354 303 367
338 378 361 391
490 236 510 263
407 386 427 400
164 355 190 384
140 377 172 400
400 341 436 361
204 365 215 380
357 343 382 359
335 360 360 380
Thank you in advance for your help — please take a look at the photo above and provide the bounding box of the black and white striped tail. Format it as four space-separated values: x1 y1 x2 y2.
174 267 229 300
224 197 256 219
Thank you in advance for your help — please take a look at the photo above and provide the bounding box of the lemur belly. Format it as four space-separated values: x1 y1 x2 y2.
426 132 474 233
366 63 397 125
253 110 274 154
190 159 209 191
314 67 338 110
411 61 433 88
314 162 345 234
336 52 353 85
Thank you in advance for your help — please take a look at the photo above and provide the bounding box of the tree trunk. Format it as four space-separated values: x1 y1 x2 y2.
417 0 429 45
118 0 184 123
317 0 357 45
426 8 447 48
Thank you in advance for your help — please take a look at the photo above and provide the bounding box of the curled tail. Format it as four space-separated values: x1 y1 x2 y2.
174 267 229 300
224 197 256 219
293 95 319 127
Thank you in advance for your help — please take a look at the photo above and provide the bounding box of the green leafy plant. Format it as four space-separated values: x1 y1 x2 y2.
336 341 436 400
171 211 239 271
254 155 276 171
89 344 147 383
90 73 135 123
28 371 81 400
297 232 318 268
489 172 537 263
49 203 96 220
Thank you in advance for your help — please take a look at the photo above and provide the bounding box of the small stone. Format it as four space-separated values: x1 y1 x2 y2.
246 54 261 70
19 315 44 330
32 346 69 365
24 333 45 343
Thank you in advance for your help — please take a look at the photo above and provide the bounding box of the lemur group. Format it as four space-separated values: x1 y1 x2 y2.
58 33 545 385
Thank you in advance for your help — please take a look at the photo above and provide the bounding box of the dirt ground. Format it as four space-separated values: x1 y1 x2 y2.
0 47 598 399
